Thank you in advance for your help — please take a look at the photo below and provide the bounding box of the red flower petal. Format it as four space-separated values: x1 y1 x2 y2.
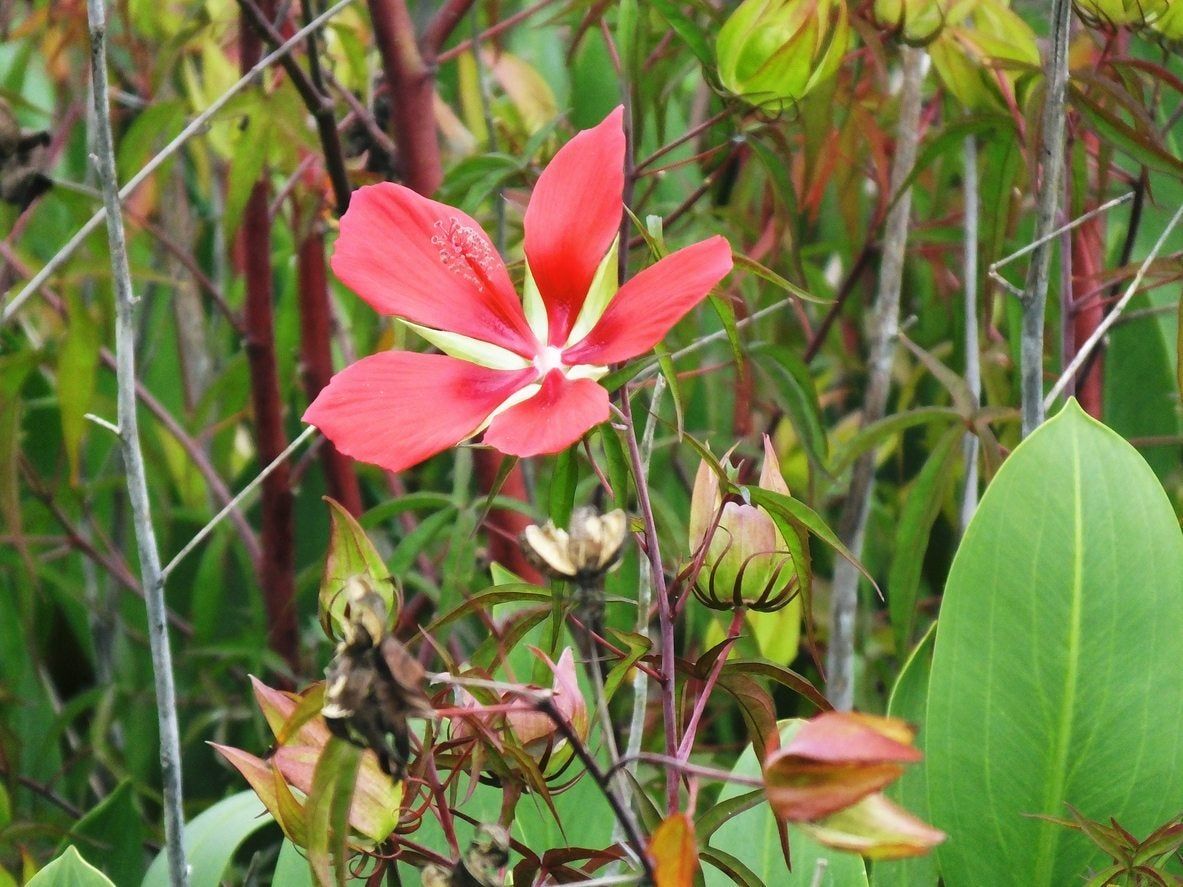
563 236 733 366
523 107 625 346
482 371 610 457
303 352 534 473
331 183 536 355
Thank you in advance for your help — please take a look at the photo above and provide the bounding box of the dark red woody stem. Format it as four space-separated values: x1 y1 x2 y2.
297 218 364 516
366 0 444 195
240 0 299 674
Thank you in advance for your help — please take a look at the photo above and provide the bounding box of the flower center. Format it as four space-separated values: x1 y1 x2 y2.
533 345 565 376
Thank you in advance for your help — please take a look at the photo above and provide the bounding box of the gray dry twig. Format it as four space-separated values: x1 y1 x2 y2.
85 0 189 882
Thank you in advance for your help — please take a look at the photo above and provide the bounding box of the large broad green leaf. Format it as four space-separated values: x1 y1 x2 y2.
1104 294 1181 482
142 791 274 887
27 847 116 887
873 625 938 887
274 841 317 886
925 401 1183 887
706 724 870 886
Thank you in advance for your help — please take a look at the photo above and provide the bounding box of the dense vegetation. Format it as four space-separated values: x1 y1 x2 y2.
2 0 1182 884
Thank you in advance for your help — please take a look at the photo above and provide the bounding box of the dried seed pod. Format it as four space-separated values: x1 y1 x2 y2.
521 506 628 586
322 579 434 778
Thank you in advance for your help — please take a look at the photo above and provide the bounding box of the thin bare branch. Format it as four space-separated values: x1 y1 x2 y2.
420 0 477 57
1018 0 1071 435
237 0 352 213
85 1 188 881
162 425 317 581
988 191 1133 297
827 46 926 713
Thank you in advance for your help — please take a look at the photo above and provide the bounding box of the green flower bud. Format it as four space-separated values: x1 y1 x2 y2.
928 0 1039 112
1073 0 1169 29
716 0 850 110
689 437 801 612
873 0 951 45
1149 0 1183 40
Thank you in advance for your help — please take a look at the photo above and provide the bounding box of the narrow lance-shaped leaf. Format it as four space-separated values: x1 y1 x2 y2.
320 498 395 641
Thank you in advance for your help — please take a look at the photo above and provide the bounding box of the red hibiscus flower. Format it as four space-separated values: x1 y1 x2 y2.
304 107 733 473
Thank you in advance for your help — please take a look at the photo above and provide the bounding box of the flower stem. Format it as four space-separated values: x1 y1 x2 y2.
617 388 680 813
623 375 665 788
676 608 745 762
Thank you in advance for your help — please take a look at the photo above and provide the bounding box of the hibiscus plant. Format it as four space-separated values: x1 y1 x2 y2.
8 2 1183 887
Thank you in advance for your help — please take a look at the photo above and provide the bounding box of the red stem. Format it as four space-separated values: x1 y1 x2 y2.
241 2 299 673
676 607 745 761
618 392 679 813
420 0 476 57
367 0 443 195
1069 211 1105 417
297 222 364 516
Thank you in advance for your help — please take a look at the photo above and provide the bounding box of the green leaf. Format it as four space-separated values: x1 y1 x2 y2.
700 847 764 887
654 341 685 440
58 292 100 484
886 426 962 654
746 487 878 595
872 624 939 887
1104 292 1181 481
306 737 363 887
722 658 830 713
753 344 829 471
223 97 271 236
707 291 745 374
706 723 871 886
273 841 316 887
115 99 186 178
649 0 715 69
0 352 37 560
548 448 578 527
830 408 963 476
27 847 115 887
925 401 1183 886
602 628 651 703
427 583 552 632
885 115 1005 216
732 253 830 304
320 498 396 641
57 781 144 886
142 791 274 887
599 425 631 509
1069 84 1183 178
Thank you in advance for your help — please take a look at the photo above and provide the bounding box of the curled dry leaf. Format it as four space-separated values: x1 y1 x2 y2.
648 812 700 887
763 712 944 859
